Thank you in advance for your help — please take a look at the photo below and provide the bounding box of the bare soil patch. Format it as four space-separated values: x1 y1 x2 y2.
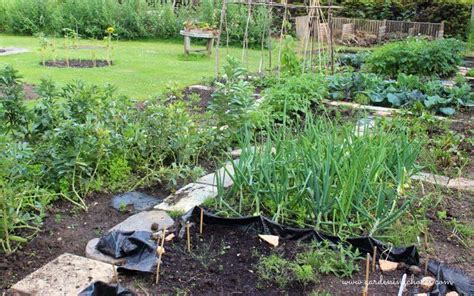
43 59 112 68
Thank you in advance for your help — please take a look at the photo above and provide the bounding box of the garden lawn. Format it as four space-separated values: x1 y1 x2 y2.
0 34 270 99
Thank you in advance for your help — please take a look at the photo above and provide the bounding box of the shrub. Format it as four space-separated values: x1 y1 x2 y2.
364 38 465 78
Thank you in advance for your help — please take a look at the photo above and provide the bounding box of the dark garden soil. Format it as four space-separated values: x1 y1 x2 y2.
0 186 168 290
425 186 474 277
117 223 446 295
1 187 471 295
44 59 112 68
23 83 39 100
183 86 215 112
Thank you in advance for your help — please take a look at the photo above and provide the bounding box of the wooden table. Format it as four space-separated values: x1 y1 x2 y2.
180 30 218 56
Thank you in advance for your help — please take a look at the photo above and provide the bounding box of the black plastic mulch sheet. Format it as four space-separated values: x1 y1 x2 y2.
78 281 134 296
427 260 474 296
96 230 157 273
183 206 419 265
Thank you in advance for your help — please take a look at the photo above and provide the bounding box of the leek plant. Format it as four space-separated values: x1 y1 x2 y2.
215 117 420 237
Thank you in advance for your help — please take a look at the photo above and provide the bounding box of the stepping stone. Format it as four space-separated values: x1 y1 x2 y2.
155 183 217 212
85 238 124 265
9 253 115 296
111 191 163 213
355 116 376 137
188 85 212 92
196 162 236 188
412 172 474 192
109 210 174 232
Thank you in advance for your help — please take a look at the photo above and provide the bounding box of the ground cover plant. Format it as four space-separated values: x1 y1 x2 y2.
212 117 421 238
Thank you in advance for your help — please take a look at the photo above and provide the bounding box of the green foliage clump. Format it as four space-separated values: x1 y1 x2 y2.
364 38 465 78
256 242 360 288
262 74 327 122
0 66 223 253
208 57 256 138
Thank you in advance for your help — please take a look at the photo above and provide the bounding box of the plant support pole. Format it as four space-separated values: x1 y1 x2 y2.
215 0 227 78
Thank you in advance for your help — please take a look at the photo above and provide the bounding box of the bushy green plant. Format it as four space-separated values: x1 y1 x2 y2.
364 38 465 78
0 66 30 135
208 57 256 137
0 66 225 253
262 73 327 122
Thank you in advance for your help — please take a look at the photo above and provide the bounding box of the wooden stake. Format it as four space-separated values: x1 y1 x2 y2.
112 263 118 283
363 252 370 296
372 246 377 272
424 255 429 274
199 208 204 235
155 230 166 285
186 221 191 252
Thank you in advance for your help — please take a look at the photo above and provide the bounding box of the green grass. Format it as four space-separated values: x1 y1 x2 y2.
0 34 271 99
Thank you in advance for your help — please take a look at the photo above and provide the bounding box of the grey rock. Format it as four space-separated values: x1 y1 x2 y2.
109 210 174 233
112 191 163 213
409 265 422 275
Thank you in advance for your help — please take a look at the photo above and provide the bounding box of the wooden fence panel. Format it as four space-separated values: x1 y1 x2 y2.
295 16 443 41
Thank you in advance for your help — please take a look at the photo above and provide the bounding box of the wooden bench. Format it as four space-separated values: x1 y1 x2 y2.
180 30 218 56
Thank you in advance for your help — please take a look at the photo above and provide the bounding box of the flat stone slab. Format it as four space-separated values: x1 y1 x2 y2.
188 84 213 92
155 183 217 212
412 172 474 192
323 99 456 121
85 238 124 265
355 116 376 137
9 253 114 296
111 191 163 212
0 47 29 56
196 162 236 188
109 210 174 232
